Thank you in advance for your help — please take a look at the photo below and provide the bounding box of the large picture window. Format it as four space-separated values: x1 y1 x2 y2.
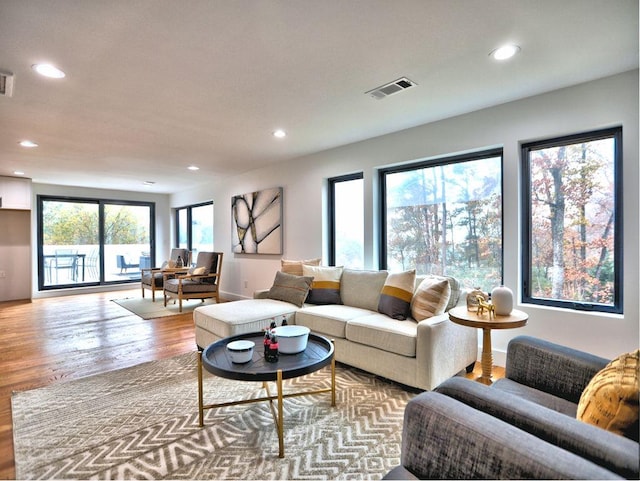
38 196 155 290
328 173 364 268
521 127 622 313
176 201 213 261
380 150 503 292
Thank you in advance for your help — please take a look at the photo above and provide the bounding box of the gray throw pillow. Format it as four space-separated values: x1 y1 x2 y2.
267 271 313 307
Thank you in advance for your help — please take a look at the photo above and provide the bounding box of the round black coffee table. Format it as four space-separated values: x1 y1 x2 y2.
197 331 336 458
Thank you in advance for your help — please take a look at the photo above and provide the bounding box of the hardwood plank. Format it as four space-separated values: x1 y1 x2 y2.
0 290 502 480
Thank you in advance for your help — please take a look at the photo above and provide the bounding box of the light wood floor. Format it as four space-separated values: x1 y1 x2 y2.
0 289 502 480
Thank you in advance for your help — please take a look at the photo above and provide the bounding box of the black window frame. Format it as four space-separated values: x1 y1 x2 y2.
328 172 364 267
378 148 504 286
175 201 214 254
521 126 623 314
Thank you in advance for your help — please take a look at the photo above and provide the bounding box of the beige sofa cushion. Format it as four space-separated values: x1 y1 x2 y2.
194 299 298 339
345 314 418 358
340 269 388 311
295 304 373 339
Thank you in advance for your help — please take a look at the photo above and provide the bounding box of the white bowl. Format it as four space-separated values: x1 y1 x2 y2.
273 325 310 354
226 340 255 363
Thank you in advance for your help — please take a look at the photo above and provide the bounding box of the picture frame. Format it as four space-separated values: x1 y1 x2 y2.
231 187 283 254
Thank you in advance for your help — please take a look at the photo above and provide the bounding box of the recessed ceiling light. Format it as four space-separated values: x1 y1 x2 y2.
187 165 200 171
142 181 155 186
13 171 25 176
32 63 66 78
19 140 38 148
490 44 521 61
273 129 287 138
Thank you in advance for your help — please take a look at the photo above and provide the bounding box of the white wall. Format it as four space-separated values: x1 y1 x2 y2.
30 184 172 298
172 70 639 362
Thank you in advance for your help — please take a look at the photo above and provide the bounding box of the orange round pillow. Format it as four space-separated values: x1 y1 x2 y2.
577 349 639 441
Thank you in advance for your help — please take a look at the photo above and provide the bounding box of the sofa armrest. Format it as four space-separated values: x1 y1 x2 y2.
400 391 623 479
253 289 270 299
435 377 639 479
506 335 609 403
415 313 478 390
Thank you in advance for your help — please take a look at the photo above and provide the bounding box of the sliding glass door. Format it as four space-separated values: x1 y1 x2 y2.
104 203 153 282
40 200 99 286
38 196 154 290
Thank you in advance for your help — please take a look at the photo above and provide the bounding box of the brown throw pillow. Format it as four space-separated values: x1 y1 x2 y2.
266 271 313 307
280 257 321 276
577 349 639 441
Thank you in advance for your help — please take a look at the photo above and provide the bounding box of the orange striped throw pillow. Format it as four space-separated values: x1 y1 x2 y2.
411 277 451 321
303 265 343 305
378 269 416 320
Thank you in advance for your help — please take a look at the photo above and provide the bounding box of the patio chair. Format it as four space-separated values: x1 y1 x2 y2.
163 252 223 312
140 248 190 301
48 249 78 283
85 248 99 280
116 255 139 273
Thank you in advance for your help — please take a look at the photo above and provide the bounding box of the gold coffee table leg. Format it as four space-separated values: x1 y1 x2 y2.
479 328 493 385
330 350 336 407
277 369 284 458
197 350 204 426
198 336 337 458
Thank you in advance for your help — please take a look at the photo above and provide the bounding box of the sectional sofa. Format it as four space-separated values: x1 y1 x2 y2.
194 267 478 391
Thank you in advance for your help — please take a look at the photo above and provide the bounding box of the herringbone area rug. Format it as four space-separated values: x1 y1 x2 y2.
12 352 417 479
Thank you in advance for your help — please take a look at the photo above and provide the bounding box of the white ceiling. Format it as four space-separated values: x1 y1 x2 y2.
0 0 637 194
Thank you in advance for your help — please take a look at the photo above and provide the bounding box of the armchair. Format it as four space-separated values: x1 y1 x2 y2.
163 251 223 312
385 336 639 479
140 248 190 301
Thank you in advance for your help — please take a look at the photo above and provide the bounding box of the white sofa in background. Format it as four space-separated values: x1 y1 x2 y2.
194 268 478 391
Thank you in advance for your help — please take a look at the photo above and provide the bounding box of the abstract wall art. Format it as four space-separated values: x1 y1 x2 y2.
231 187 283 254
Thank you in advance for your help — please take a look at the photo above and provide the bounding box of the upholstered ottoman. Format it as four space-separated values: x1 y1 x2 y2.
193 299 299 349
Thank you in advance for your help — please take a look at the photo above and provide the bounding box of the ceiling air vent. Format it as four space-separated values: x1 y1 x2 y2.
0 71 15 97
366 77 416 100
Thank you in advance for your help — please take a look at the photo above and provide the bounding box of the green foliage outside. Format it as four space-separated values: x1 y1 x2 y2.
385 157 502 292
43 202 149 245
529 138 616 305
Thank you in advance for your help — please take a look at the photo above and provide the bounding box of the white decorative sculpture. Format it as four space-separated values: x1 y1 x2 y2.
491 285 514 316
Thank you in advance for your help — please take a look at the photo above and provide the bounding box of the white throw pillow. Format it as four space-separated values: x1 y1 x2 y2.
160 259 176 271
